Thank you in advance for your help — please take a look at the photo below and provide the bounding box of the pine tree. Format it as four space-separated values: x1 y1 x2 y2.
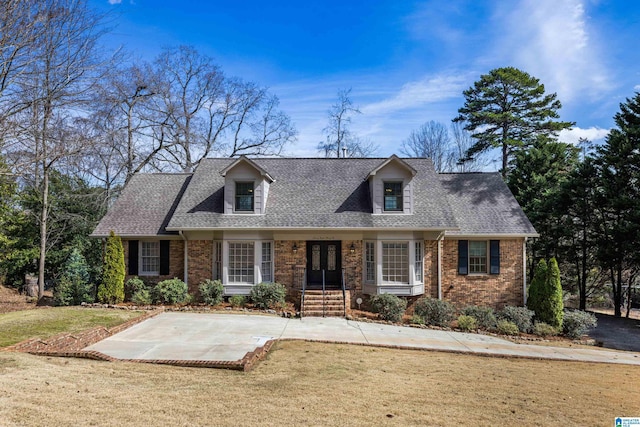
54 247 93 306
594 92 640 317
454 67 573 179
527 258 547 315
97 231 125 304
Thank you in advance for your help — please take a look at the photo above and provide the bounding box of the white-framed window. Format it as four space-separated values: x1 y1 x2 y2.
469 240 488 274
229 242 255 283
365 241 375 283
140 241 160 275
382 242 409 283
261 241 273 283
213 241 222 281
414 241 423 283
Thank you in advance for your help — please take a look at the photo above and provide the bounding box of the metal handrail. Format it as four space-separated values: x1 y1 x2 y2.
322 269 326 317
341 268 347 317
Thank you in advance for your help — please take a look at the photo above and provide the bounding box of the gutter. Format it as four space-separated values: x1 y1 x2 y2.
179 230 188 285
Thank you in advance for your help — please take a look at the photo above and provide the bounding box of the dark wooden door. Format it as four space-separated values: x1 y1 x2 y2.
306 241 341 288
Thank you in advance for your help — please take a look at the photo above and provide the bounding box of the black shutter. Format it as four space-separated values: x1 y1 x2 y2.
128 240 139 275
458 240 468 275
160 240 170 275
490 240 500 274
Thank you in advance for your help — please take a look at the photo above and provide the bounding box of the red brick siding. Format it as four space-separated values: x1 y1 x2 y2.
440 238 524 309
187 240 213 294
123 239 184 285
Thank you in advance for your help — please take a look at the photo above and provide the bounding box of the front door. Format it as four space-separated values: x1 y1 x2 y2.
306 241 341 288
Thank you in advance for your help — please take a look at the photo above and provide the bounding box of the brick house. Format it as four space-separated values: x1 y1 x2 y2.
92 155 537 311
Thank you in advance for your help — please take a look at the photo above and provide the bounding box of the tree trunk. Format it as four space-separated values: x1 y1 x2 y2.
614 265 622 317
38 167 49 299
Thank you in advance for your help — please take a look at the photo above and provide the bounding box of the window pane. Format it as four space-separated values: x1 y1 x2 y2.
229 242 255 283
235 182 254 211
141 241 160 274
382 242 408 283
469 241 487 274
383 182 403 211
312 245 320 271
365 241 375 283
261 242 273 283
415 241 423 282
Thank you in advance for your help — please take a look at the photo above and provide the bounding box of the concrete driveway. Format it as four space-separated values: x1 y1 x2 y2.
84 312 640 366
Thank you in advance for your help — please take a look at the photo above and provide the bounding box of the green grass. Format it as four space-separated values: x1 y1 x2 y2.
0 307 144 347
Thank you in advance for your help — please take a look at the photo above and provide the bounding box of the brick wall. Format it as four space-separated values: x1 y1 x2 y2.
274 240 306 294
440 238 524 309
123 239 184 285
342 240 362 308
187 240 213 294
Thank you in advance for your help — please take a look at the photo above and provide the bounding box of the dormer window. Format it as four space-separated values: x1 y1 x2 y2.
383 182 403 212
235 182 254 211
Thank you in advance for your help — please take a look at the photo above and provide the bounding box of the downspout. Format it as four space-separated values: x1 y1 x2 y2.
437 231 445 300
179 231 188 285
522 237 528 306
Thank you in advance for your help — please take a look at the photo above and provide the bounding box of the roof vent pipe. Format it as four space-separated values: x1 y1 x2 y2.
342 147 347 158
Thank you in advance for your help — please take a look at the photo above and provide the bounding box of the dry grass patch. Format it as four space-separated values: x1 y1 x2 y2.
0 307 144 347
0 341 638 426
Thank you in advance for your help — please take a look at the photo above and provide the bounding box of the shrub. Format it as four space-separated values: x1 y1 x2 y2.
457 315 478 332
461 305 497 329
527 259 547 317
97 231 125 304
497 306 534 333
132 288 152 305
199 279 224 306
496 319 519 336
528 258 564 328
533 322 558 337
54 248 94 306
410 314 425 325
153 278 188 305
369 293 407 322
563 310 597 339
250 282 286 309
543 258 564 328
414 298 456 327
125 277 146 302
229 295 246 308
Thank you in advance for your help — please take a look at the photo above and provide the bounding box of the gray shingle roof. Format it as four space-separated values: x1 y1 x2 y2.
439 173 538 236
166 158 459 230
91 173 192 237
92 158 537 237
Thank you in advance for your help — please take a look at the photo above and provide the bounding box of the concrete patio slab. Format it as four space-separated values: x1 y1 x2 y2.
84 312 640 366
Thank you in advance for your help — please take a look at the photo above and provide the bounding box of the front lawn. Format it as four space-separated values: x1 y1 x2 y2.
0 307 144 347
0 341 638 426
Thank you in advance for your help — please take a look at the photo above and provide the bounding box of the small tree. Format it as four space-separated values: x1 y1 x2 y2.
54 247 93 306
543 258 564 328
527 258 547 315
97 231 125 304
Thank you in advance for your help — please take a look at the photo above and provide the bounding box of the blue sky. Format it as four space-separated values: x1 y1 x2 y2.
93 0 640 164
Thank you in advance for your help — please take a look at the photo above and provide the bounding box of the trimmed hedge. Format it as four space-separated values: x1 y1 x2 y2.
250 282 286 309
414 298 455 327
153 278 188 305
199 279 224 306
369 293 407 322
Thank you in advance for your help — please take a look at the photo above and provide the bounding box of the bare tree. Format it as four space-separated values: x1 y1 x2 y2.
318 88 369 158
400 121 450 171
448 122 488 172
6 0 109 298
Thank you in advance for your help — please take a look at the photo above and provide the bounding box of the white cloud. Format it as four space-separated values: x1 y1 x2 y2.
361 74 468 117
634 84 640 91
495 0 610 103
108 0 122 4
559 126 609 145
